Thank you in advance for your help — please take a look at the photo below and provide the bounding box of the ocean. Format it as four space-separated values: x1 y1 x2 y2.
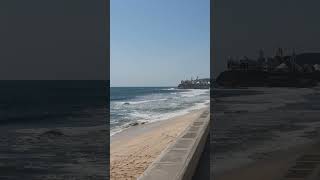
110 87 210 136
0 80 108 128
0 80 109 179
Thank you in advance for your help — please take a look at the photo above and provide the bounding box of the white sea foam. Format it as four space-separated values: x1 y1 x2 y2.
166 88 176 90
179 89 209 97
111 99 209 136
123 98 168 105
111 98 169 108
110 126 124 136
110 87 210 136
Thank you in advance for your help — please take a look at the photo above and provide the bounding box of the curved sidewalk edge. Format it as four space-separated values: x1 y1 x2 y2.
138 109 210 180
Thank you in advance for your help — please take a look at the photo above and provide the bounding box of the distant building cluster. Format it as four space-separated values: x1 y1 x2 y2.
227 48 320 73
178 77 210 89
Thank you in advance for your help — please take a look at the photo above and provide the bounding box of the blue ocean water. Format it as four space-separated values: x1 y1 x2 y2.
0 81 107 128
110 87 210 135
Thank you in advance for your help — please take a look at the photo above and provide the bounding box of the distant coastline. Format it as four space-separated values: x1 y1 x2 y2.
177 77 210 89
216 49 320 88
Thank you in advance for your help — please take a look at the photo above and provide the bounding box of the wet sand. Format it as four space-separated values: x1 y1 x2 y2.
212 86 320 179
215 141 320 180
110 107 209 180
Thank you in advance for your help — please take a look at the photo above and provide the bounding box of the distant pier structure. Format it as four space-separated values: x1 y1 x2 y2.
177 77 210 89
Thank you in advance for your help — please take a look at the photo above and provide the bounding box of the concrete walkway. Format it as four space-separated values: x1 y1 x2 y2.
138 110 210 180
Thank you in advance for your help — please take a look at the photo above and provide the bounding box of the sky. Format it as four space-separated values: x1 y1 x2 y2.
0 0 107 80
111 0 210 87
213 0 320 77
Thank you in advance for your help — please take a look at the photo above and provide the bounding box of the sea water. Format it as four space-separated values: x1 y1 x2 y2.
0 80 107 128
110 87 210 136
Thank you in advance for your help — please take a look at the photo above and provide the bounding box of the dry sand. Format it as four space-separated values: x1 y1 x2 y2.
110 108 208 180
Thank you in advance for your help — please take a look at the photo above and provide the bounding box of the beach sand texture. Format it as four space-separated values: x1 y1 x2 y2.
110 108 208 180
215 142 320 180
212 86 320 180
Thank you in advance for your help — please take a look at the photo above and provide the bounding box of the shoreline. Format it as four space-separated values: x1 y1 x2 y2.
110 98 210 137
110 107 209 179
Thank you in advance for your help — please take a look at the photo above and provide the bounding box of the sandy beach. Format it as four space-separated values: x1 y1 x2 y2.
110 107 209 180
212 86 320 179
215 141 320 180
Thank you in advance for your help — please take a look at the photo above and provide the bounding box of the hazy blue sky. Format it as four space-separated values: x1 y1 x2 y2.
111 0 210 87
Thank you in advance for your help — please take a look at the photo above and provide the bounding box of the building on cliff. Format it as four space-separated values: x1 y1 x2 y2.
178 77 210 89
226 48 320 74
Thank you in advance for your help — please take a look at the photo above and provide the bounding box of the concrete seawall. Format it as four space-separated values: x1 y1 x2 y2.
138 109 210 180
